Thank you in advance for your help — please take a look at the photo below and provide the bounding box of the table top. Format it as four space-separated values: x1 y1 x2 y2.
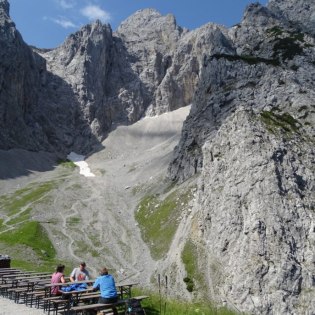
60 287 95 295
116 282 139 287
44 279 95 287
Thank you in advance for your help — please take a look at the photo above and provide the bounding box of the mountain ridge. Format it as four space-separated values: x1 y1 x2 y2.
1 0 315 313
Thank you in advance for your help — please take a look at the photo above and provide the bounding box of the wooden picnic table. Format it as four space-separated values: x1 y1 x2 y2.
44 286 96 315
44 280 137 298
0 268 19 273
43 279 95 300
0 271 21 279
69 295 149 315
44 279 94 288
4 274 51 302
1 272 51 286
2 271 50 280
0 270 24 277
41 279 139 314
116 282 139 298
13 274 51 281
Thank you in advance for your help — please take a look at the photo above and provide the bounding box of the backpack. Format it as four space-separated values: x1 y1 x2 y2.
127 298 146 315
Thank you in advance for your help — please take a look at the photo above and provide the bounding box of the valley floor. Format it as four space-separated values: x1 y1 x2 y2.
0 105 191 289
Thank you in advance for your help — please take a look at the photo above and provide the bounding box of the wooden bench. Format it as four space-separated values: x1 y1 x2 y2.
70 299 128 314
70 296 149 314
7 286 30 302
24 289 46 307
43 296 70 315
75 292 100 303
0 283 14 296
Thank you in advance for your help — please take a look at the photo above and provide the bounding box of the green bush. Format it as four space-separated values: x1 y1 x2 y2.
260 111 300 134
273 37 304 60
57 159 76 168
266 26 283 36
182 240 200 292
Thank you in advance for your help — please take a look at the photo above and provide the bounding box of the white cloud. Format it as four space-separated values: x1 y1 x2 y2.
56 0 76 9
80 5 111 22
51 17 77 28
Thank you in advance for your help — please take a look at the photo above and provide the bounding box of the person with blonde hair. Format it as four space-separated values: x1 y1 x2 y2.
93 267 118 315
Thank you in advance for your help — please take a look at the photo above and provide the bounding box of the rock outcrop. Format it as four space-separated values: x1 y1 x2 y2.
268 0 315 36
166 1 315 314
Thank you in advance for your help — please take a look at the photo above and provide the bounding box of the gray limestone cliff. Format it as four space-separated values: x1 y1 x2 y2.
0 4 234 153
166 1 315 314
0 0 45 150
1 0 315 313
268 0 315 36
0 0 98 153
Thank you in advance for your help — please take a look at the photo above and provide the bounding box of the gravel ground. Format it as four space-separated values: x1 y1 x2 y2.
0 297 44 315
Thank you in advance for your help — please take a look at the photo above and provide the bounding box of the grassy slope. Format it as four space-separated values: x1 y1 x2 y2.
135 185 195 260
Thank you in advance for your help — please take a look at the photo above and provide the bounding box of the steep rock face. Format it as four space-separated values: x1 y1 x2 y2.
116 9 185 116
167 1 315 314
0 0 98 153
31 8 236 151
39 21 114 140
169 2 315 181
116 9 234 116
196 109 315 314
0 0 47 150
268 0 315 36
153 23 234 114
2 7 223 153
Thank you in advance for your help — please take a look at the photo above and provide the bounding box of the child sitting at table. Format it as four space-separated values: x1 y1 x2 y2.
51 264 66 295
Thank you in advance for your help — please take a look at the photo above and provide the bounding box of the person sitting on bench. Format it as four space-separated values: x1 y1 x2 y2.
51 264 66 296
70 261 89 282
92 267 118 315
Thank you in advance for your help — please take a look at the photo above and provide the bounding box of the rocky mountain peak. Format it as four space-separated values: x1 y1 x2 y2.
0 0 14 29
80 19 112 38
241 2 277 26
0 0 9 16
268 0 315 35
118 8 164 30
117 8 183 47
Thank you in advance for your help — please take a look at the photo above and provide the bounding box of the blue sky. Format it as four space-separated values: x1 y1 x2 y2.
9 0 268 49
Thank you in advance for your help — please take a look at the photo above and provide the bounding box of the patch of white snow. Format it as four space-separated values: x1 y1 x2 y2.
67 152 95 177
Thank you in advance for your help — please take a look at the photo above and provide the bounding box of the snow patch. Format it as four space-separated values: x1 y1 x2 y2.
67 152 95 177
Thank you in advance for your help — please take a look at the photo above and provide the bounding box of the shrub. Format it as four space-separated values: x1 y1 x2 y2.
260 111 300 134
